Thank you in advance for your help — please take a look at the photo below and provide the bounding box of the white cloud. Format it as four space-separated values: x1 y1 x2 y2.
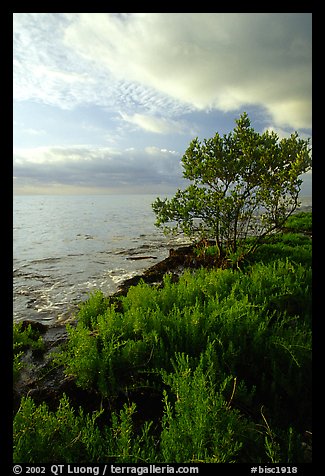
145 147 177 156
14 13 312 131
263 124 312 141
120 112 186 134
64 13 311 129
266 99 312 130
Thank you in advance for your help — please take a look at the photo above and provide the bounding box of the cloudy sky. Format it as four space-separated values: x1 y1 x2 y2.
13 13 312 195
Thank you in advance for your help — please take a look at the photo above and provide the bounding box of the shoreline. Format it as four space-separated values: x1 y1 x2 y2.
19 243 197 333
13 243 200 409
17 202 313 338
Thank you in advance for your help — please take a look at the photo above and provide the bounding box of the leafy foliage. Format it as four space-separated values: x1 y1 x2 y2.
152 113 311 262
13 322 45 354
13 322 45 382
284 211 312 233
13 394 104 463
160 348 258 463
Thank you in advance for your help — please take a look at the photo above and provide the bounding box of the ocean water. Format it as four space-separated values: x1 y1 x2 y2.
13 194 312 326
13 194 189 325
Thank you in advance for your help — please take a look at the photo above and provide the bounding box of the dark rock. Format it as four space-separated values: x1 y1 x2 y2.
113 244 198 297
20 320 48 334
126 255 157 260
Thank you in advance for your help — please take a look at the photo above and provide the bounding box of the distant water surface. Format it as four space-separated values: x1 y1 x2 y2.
13 194 189 325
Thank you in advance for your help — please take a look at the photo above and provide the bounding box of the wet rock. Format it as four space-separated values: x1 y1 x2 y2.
126 255 158 260
114 244 197 296
20 320 48 334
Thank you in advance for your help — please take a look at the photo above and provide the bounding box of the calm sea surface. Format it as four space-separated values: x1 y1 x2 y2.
13 194 190 325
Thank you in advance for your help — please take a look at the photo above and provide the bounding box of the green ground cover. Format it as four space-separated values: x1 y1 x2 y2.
13 212 312 464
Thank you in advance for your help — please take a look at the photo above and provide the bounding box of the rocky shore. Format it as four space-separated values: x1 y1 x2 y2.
14 244 203 410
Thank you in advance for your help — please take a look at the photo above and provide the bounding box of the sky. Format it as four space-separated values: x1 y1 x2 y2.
13 13 312 196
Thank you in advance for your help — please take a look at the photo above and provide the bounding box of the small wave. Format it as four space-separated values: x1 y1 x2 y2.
108 269 139 284
13 270 52 280
114 244 160 256
30 257 62 265
76 234 94 240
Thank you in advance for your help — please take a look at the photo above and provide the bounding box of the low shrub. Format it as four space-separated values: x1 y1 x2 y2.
14 347 305 463
14 224 312 463
13 322 45 382
284 211 312 232
55 256 311 430
13 394 104 463
160 347 260 463
13 322 45 354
